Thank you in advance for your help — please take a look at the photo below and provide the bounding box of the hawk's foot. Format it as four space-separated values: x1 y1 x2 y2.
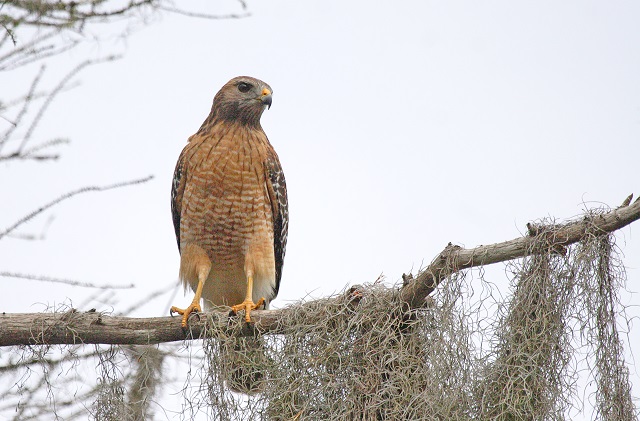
170 302 202 328
230 297 265 323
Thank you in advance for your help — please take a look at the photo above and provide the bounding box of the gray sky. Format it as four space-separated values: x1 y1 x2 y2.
2 0 639 418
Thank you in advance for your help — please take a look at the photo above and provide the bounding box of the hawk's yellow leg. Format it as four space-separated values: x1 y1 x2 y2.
231 275 265 323
170 272 206 328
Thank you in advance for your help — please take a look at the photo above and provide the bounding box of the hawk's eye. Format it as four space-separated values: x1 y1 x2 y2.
237 82 252 93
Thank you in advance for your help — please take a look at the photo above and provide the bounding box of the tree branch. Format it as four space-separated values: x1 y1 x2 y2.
0 175 153 240
399 195 640 308
1 196 639 347
156 6 250 20
0 272 135 289
0 307 285 346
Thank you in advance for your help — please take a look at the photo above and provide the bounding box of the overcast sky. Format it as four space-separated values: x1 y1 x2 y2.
2 0 639 418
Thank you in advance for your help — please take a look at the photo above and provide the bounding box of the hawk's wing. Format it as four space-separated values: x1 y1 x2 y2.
171 148 188 252
265 151 288 296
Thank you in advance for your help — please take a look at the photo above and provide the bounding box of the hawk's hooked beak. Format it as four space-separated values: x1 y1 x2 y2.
259 88 272 109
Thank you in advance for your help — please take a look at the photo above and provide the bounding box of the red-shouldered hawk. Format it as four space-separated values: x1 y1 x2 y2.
170 76 288 328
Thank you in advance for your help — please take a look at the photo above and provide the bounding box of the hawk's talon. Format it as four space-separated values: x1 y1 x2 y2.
170 303 201 328
188 310 202 324
230 297 265 323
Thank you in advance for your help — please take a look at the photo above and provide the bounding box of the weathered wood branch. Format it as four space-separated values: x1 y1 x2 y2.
399 195 640 308
0 307 286 347
1 196 639 346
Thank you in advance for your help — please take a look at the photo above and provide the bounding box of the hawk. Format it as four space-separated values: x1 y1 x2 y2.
170 76 288 328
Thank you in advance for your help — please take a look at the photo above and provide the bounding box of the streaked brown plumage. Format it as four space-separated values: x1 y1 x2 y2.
170 76 288 327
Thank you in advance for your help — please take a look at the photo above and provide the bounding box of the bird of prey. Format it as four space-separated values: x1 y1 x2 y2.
170 76 288 328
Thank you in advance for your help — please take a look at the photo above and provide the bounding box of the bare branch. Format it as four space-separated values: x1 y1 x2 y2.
0 64 44 154
0 32 78 71
0 305 280 346
4 214 54 240
3 0 157 29
399 196 640 308
15 137 69 161
0 272 135 289
1 196 638 347
157 6 250 20
16 56 118 155
0 1 250 71
119 282 176 316
0 175 153 240
1 21 17 46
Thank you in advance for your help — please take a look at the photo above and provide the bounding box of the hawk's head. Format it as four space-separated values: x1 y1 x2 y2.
209 76 273 128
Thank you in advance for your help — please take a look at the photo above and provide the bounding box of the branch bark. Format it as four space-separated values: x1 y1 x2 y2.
2 196 639 347
0 306 289 346
400 196 640 308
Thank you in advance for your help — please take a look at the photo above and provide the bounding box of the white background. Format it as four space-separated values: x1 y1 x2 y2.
2 1 639 418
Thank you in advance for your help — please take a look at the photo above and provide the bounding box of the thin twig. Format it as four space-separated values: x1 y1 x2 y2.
0 65 45 154
16 56 119 154
4 215 55 240
0 175 153 240
118 282 177 316
158 6 250 19
0 272 135 289
1 36 77 71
